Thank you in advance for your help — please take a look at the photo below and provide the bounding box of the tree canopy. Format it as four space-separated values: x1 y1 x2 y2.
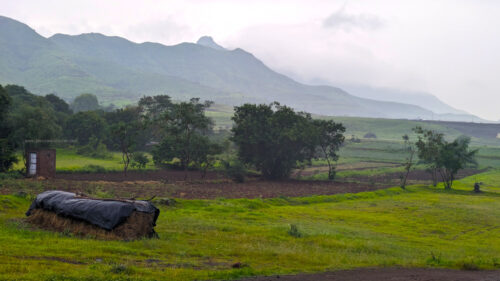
152 98 215 179
414 126 477 189
71 93 100 113
231 102 345 180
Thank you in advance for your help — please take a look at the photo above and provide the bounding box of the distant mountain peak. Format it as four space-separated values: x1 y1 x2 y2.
196 36 225 50
0 15 45 39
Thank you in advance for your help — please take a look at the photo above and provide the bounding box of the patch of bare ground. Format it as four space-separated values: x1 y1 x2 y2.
0 169 485 199
237 268 500 281
0 177 388 199
55 169 224 182
292 161 400 178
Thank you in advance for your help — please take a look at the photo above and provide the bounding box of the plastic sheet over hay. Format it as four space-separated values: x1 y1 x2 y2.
26 190 160 240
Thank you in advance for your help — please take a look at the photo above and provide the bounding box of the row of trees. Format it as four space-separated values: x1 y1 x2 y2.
0 83 476 187
0 84 347 180
0 85 227 177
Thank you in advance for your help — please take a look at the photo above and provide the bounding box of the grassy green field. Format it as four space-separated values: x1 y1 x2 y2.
1 171 500 280
13 149 156 173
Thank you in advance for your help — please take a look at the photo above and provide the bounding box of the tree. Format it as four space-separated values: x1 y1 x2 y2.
0 85 17 172
138 95 173 139
71 93 100 112
9 104 62 171
399 134 415 189
193 141 223 179
414 127 477 189
138 95 173 122
414 127 445 186
232 102 319 180
152 98 214 179
3 85 63 171
131 152 149 169
107 107 142 175
45 94 73 129
65 111 106 145
311 119 345 180
45 94 72 114
436 136 477 189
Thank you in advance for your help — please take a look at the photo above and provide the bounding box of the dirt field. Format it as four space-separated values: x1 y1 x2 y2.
2 168 483 200
238 268 500 281
55 169 224 182
2 177 386 199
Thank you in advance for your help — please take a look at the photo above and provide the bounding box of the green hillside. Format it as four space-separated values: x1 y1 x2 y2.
0 15 485 121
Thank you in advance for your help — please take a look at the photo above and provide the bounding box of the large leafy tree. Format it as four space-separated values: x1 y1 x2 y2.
436 136 477 189
138 95 173 144
152 98 214 179
45 94 72 114
232 102 319 180
6 86 62 146
10 105 62 145
138 95 173 123
45 94 73 129
65 111 106 145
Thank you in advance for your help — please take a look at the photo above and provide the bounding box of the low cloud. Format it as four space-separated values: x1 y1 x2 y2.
126 18 192 45
323 5 384 31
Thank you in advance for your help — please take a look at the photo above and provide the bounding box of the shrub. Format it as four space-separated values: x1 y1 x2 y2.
131 152 149 169
350 135 361 143
459 259 480 271
364 132 377 139
81 164 107 173
0 171 23 180
426 252 442 265
110 264 134 274
223 160 246 183
76 137 112 159
288 224 302 238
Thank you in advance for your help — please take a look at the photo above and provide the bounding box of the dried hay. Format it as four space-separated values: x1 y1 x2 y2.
26 209 157 240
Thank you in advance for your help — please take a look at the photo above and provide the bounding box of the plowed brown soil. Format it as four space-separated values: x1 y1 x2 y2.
2 168 483 199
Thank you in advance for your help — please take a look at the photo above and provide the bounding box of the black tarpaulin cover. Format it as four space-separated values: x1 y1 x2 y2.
26 190 160 230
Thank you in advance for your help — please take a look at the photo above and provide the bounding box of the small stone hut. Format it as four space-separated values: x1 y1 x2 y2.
26 149 56 178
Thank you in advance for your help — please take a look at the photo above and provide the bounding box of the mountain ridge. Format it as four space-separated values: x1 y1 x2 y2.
0 15 488 122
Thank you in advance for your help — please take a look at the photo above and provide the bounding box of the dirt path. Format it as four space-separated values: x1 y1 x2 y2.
236 268 500 281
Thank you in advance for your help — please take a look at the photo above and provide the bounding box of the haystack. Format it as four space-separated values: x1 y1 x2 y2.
26 191 160 240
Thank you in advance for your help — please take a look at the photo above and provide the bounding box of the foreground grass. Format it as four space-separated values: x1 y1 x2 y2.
1 173 500 280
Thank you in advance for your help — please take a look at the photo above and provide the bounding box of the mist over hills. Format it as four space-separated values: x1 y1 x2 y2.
0 15 487 122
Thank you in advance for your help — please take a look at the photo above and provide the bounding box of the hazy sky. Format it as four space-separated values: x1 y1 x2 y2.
1 0 499 120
